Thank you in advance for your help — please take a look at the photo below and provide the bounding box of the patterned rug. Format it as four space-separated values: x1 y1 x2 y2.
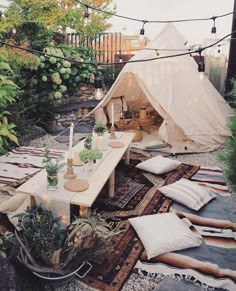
81 159 199 291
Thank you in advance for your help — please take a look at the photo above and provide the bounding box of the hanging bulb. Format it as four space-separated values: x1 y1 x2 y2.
199 72 205 81
94 72 104 100
140 20 147 39
211 17 216 34
119 51 123 62
198 49 205 73
84 6 89 27
198 61 205 72
217 45 221 54
94 88 104 100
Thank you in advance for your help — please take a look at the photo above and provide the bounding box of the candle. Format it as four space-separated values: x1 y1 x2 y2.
111 103 114 127
68 122 74 159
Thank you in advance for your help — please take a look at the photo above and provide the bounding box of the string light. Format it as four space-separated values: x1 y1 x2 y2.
198 49 205 72
0 31 234 67
211 17 217 34
119 51 123 62
77 1 235 24
94 71 104 100
84 5 90 26
140 20 147 36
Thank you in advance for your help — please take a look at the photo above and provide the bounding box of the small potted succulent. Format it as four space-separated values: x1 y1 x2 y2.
93 122 107 136
42 148 65 190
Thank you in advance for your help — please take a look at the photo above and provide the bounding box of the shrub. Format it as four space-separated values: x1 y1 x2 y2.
0 52 18 154
218 111 236 191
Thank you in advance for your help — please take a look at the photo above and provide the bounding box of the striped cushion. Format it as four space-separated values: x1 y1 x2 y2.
160 178 216 210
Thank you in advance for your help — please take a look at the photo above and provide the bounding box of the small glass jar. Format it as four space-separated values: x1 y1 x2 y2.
47 171 58 191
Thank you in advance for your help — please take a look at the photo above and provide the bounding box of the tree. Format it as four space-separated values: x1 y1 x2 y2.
0 0 113 38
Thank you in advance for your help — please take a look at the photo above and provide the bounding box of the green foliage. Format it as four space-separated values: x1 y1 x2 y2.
0 51 18 154
94 121 107 135
84 133 93 150
0 206 116 272
42 148 65 174
15 23 53 51
225 77 236 108
218 111 236 191
79 147 103 164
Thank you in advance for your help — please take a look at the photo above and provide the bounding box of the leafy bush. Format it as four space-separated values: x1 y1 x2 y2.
225 77 236 108
218 111 236 191
0 51 18 154
0 206 116 274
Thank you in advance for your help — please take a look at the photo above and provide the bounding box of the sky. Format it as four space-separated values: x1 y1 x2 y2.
107 0 234 45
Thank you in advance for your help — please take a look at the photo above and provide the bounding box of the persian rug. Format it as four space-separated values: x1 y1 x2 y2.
137 167 236 291
81 159 199 291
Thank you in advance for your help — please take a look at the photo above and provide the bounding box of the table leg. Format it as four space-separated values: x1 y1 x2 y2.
108 169 115 198
124 145 131 165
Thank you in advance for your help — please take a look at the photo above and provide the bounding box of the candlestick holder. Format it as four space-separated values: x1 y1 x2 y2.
64 158 76 179
109 125 117 139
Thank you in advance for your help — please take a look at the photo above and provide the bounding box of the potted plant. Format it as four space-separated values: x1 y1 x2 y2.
84 133 93 150
93 121 107 136
42 148 65 190
79 148 103 172
0 206 117 284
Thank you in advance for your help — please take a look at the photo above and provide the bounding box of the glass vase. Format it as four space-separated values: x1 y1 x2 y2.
86 160 94 173
47 171 58 191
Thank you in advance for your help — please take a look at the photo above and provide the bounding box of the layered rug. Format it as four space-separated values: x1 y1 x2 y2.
137 167 236 291
1 147 236 291
80 157 200 291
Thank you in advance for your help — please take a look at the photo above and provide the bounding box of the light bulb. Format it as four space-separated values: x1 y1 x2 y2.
94 88 104 100
199 72 205 81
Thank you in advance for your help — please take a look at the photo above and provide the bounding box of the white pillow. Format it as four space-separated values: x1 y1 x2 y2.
129 212 202 260
160 178 216 210
135 156 181 174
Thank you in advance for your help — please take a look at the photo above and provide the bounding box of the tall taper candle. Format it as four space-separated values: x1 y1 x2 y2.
68 122 74 158
111 103 114 127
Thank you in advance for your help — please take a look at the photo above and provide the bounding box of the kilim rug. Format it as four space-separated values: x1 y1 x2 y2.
81 159 199 291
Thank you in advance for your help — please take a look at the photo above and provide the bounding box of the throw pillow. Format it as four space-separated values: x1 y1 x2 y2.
135 155 181 174
129 212 202 260
160 178 216 210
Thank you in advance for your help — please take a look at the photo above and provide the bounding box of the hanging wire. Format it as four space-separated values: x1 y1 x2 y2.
77 0 235 24
0 31 235 66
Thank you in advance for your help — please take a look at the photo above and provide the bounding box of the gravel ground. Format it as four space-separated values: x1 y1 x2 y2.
28 134 235 291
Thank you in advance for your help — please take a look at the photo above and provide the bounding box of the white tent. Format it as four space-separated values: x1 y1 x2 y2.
92 24 232 153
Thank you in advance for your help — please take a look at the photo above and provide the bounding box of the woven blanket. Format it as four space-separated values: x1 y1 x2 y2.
80 159 199 291
0 147 64 188
137 167 236 291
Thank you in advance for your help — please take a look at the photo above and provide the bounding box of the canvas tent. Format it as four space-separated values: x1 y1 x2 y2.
91 24 232 153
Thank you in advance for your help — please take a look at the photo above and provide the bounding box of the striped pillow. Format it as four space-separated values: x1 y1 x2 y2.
160 178 216 210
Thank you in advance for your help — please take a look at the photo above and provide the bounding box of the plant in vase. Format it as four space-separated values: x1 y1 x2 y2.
93 121 107 136
84 133 93 150
42 148 65 190
79 148 103 172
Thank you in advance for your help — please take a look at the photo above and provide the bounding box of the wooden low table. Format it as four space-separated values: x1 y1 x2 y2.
17 132 135 225
116 116 155 134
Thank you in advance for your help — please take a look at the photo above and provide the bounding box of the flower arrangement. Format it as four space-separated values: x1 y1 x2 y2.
93 121 107 136
79 147 103 164
42 148 65 174
0 206 117 276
